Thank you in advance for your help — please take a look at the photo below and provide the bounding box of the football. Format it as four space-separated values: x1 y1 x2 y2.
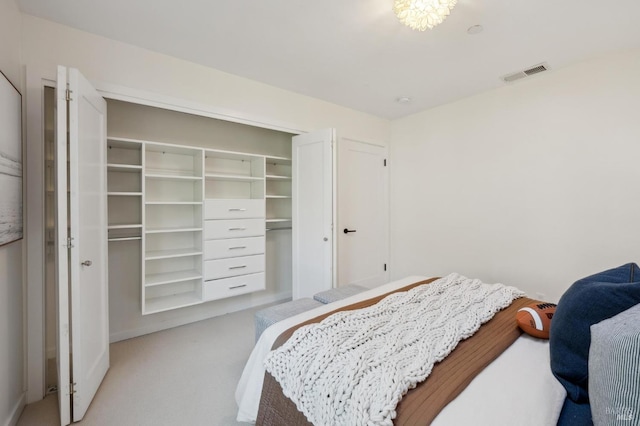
516 302 557 339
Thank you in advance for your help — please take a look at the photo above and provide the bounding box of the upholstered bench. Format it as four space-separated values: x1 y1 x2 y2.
313 284 368 304
254 298 323 342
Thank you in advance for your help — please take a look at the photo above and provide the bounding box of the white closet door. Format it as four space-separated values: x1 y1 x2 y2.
55 66 72 426
68 67 109 422
56 66 109 424
292 129 335 299
337 138 389 288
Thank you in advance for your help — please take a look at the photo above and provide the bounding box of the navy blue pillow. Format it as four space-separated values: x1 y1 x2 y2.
550 263 640 425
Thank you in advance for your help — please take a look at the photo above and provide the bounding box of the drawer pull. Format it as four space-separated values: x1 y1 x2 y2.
229 265 247 270
229 246 247 250
229 208 247 212
228 227 247 231
229 284 247 290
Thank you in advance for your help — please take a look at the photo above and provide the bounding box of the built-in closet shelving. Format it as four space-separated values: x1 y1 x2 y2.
202 150 266 301
142 141 204 314
265 156 292 229
106 134 292 315
107 138 143 242
104 97 293 317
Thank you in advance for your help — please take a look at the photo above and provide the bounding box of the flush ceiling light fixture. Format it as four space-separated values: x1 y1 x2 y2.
393 0 457 31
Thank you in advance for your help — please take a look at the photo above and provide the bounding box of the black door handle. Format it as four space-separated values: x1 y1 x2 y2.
343 228 356 234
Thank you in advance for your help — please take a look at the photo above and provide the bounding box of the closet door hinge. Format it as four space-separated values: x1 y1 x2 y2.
65 89 73 101
65 237 75 249
70 382 77 395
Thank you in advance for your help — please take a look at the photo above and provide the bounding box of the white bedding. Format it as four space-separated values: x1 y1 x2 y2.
235 275 566 425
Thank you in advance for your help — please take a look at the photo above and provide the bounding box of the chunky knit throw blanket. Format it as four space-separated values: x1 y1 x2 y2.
263 273 525 426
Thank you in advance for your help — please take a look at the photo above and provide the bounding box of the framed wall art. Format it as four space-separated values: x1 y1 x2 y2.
0 70 23 246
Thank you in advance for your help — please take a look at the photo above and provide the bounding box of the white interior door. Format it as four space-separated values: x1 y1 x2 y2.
292 129 335 299
56 66 109 424
337 138 389 288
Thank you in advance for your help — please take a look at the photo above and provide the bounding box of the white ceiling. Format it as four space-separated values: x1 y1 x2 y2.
17 0 640 119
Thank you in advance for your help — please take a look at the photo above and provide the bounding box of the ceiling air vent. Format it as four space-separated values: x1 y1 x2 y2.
501 63 550 83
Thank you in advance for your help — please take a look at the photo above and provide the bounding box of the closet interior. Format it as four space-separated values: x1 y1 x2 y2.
106 100 295 316
43 89 297 398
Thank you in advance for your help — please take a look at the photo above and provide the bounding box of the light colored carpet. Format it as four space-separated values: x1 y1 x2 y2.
18 303 277 426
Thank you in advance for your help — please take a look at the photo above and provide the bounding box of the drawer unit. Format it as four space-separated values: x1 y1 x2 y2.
204 218 264 240
204 236 265 260
202 272 265 301
204 254 265 280
204 199 265 220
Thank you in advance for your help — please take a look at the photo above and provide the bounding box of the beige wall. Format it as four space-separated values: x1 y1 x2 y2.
21 15 390 144
390 48 640 302
0 0 24 424
0 0 21 85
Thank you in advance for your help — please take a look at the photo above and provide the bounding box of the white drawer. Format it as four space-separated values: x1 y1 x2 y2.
204 237 265 260
204 199 265 220
204 219 265 240
204 254 265 280
202 272 265 301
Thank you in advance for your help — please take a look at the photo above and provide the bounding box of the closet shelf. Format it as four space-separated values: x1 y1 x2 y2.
145 270 202 287
265 174 291 180
264 155 291 165
205 173 264 182
107 137 145 148
144 292 202 315
145 226 202 234
266 218 292 223
108 192 143 196
265 195 291 199
145 172 202 180
204 148 265 160
145 248 202 260
107 163 142 171
145 201 202 205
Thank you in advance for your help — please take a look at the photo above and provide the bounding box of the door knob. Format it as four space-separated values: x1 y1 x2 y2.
81 260 92 267
343 228 356 234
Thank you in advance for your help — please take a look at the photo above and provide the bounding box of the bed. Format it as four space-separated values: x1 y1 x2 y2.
236 275 566 425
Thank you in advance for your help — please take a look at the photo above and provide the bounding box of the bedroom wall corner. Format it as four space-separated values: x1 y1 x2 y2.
0 0 26 425
389 48 640 303
20 14 391 146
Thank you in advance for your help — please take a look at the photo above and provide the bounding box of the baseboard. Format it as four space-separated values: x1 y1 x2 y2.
109 290 292 343
248 290 291 307
3 391 25 426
